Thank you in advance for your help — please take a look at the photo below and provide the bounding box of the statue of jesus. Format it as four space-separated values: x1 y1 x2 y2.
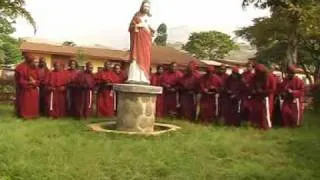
126 0 155 85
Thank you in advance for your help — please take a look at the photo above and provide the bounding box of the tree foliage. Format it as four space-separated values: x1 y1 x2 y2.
0 17 15 34
242 0 320 66
154 23 168 46
0 0 36 65
0 34 22 64
76 49 87 67
183 31 238 60
0 0 36 34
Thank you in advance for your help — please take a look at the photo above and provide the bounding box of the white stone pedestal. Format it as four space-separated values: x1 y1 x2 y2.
113 84 162 133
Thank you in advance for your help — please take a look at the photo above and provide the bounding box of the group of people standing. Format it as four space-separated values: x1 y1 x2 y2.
152 61 305 129
15 53 304 129
15 53 126 120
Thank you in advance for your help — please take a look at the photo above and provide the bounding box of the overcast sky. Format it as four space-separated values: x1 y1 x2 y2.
13 0 269 49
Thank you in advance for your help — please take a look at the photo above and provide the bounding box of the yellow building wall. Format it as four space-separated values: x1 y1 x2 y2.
89 59 105 73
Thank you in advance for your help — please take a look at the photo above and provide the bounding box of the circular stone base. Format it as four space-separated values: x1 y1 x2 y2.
88 121 180 136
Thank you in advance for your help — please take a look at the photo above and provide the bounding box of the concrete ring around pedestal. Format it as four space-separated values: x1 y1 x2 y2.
113 83 162 94
88 121 181 136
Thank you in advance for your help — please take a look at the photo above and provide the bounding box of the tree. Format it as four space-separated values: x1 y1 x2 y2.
62 41 77 47
0 34 22 64
0 17 15 34
235 11 320 83
242 0 320 66
75 49 87 67
0 0 37 34
154 23 168 46
183 31 238 60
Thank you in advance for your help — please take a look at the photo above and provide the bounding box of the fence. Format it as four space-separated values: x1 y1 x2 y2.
0 69 15 103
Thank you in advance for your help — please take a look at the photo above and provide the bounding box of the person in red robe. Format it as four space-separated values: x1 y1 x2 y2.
241 62 255 122
249 64 276 129
179 62 200 121
217 64 229 118
66 60 79 116
44 61 69 118
95 61 118 117
127 0 155 84
199 66 222 124
223 67 244 126
162 62 183 118
279 65 304 127
38 57 50 115
114 64 127 83
151 65 164 118
16 56 40 119
270 65 283 126
15 54 31 116
74 62 96 119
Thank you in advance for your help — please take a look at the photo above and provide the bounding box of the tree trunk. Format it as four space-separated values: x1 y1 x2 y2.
285 22 299 67
300 63 314 84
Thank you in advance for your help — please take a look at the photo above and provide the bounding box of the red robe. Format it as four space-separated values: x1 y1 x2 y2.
95 70 118 117
74 71 96 119
218 73 229 118
279 76 304 127
15 62 28 116
179 72 200 121
249 73 276 129
66 69 80 116
151 72 164 118
17 65 40 119
223 76 244 126
271 73 283 125
115 71 127 83
129 12 152 79
44 70 69 118
241 70 255 121
161 70 183 117
199 74 222 124
38 67 50 115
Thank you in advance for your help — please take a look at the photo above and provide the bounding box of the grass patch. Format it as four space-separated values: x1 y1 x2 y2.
0 104 319 180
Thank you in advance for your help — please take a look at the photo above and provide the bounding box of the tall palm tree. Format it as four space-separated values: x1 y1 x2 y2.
0 0 37 34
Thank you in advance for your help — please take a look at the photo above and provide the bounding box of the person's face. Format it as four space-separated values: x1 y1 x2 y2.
170 64 177 72
115 65 121 74
219 67 226 74
104 62 112 70
53 63 61 71
186 66 192 74
31 59 39 69
287 72 294 79
142 3 150 14
157 66 164 74
86 64 93 72
231 72 238 78
247 63 253 71
70 61 77 70
39 60 46 68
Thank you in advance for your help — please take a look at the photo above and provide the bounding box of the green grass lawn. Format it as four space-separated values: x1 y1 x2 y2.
0 105 319 180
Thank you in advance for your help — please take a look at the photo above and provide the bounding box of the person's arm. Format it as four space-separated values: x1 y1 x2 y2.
129 14 142 32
